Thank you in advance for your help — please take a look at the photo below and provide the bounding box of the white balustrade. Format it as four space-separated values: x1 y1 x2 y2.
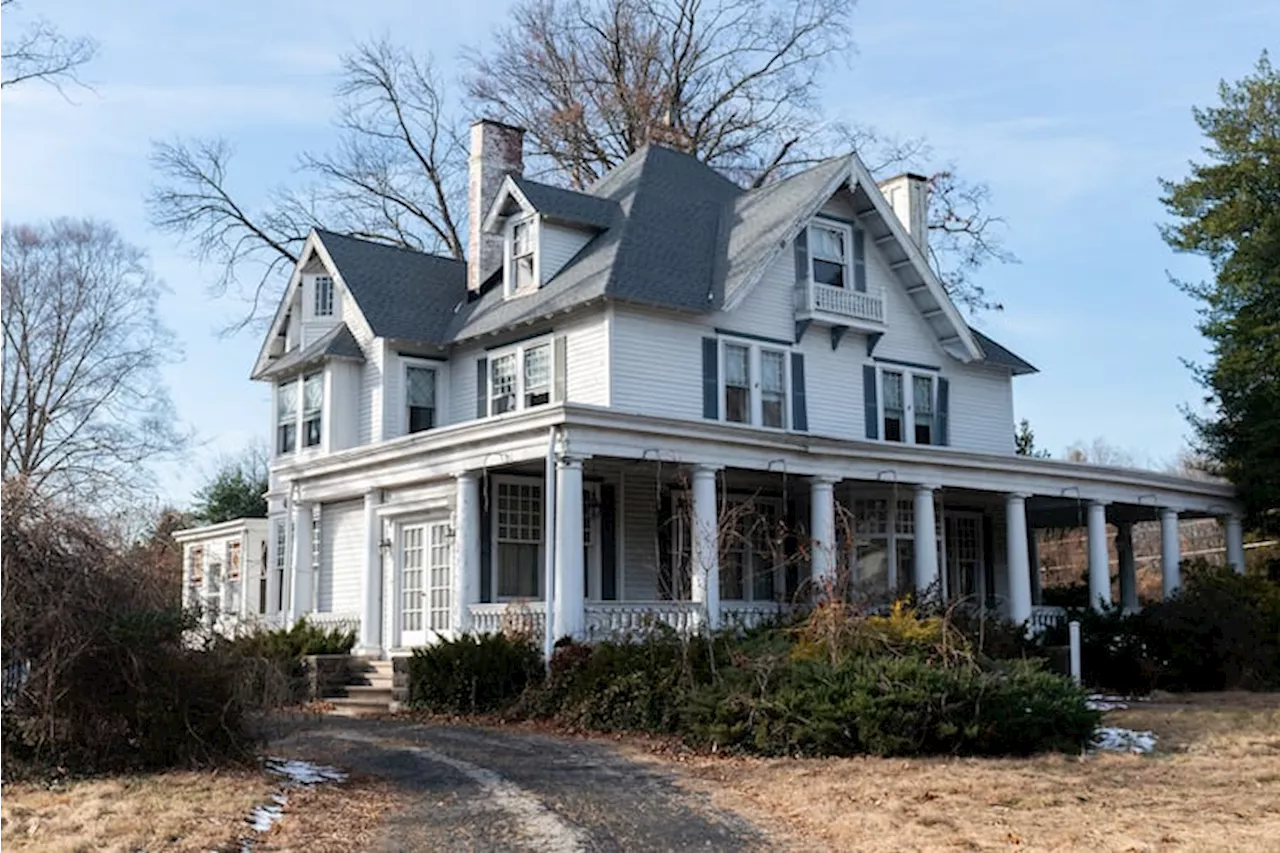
720 601 794 631
808 282 885 323
468 602 546 638
1028 605 1067 634
305 611 362 636
583 601 701 639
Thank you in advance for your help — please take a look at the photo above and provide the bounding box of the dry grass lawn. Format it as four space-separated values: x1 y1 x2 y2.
0 764 399 852
656 691 1280 852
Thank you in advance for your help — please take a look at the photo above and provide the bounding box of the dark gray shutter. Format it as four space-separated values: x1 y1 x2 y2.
853 229 867 293
793 226 809 284
863 365 879 439
790 352 808 432
701 337 719 419
475 357 489 418
552 335 568 403
600 484 617 601
936 377 950 446
479 480 493 604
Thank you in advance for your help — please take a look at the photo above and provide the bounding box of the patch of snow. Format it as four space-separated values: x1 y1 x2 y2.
265 757 347 785
1086 694 1130 711
1092 726 1158 754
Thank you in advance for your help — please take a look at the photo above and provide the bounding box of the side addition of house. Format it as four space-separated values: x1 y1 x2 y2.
177 119 1247 655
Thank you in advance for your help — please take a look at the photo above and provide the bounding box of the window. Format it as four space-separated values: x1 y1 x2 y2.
487 340 555 416
406 365 437 433
496 480 542 598
913 374 935 445
724 344 750 423
761 350 786 429
719 339 789 429
302 372 323 448
277 382 298 454
806 219 866 292
225 542 241 615
274 521 287 613
882 371 904 442
850 496 942 598
511 218 536 293
313 275 334 316
258 541 269 615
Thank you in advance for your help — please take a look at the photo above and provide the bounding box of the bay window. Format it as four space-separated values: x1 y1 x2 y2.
276 382 297 454
719 338 789 430
406 365 437 433
302 372 323 448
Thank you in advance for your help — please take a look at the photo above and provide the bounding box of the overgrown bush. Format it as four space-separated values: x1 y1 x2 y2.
1 484 255 776
229 619 356 660
408 633 542 714
221 619 356 707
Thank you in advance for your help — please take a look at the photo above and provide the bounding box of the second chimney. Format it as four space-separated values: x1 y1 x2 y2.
876 173 929 253
468 119 526 292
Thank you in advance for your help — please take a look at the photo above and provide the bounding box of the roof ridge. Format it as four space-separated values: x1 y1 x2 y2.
314 229 463 264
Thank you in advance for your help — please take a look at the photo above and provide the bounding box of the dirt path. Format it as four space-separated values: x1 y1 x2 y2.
273 716 764 852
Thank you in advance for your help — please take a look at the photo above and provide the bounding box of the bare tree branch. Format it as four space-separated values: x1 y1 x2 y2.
1 0 97 92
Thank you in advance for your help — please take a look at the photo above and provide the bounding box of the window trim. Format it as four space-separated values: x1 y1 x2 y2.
487 337 554 417
313 275 335 317
806 217 866 293
275 380 298 455
717 336 790 431
490 475 545 602
301 371 324 449
875 364 938 446
504 214 541 298
402 358 445 435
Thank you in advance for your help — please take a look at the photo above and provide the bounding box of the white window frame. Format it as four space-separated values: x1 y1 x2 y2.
848 491 945 595
313 275 335 317
301 371 324 449
875 364 938 446
718 337 790 431
504 214 540 298
806 217 866 293
487 337 554 417
491 475 545 601
273 520 287 614
402 358 445 434
275 380 298 455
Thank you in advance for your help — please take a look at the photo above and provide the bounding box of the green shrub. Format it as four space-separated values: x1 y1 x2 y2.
230 618 356 661
408 633 542 714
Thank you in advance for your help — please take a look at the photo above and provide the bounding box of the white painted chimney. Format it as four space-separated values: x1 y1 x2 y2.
877 173 929 253
468 119 526 292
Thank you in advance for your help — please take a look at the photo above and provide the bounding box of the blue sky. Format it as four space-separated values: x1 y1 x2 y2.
3 0 1275 507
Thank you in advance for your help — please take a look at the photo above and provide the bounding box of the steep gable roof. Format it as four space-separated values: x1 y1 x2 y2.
508 176 620 229
253 322 364 381
971 329 1038 375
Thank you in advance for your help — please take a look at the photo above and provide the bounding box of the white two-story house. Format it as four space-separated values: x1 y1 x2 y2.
180 119 1245 656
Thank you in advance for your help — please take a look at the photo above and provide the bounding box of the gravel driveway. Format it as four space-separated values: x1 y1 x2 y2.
273 716 764 852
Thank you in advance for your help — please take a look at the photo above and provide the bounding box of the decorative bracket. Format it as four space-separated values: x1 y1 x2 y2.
866 332 884 357
830 326 848 351
794 319 812 343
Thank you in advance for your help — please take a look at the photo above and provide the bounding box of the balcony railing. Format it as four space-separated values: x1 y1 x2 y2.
797 281 886 325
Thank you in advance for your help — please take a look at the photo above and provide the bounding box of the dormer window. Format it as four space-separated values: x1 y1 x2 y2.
806 219 866 292
506 216 538 297
314 276 334 316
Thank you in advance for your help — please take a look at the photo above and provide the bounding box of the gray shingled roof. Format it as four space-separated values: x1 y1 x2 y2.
511 176 620 230
316 229 466 344
298 149 1033 375
254 322 364 380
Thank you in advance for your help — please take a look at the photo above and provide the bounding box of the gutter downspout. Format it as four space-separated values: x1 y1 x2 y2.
543 426 558 664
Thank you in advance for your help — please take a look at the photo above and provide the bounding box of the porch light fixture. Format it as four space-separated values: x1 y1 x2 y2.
378 537 394 556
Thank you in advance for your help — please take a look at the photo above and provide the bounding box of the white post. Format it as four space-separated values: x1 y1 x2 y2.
1161 508 1182 598
1086 500 1111 611
809 476 838 591
1005 493 1032 624
913 484 939 597
691 464 721 630
553 456 585 640
1116 521 1138 613
357 490 382 655
455 472 481 635
290 501 313 624
1068 620 1082 685
1224 514 1246 574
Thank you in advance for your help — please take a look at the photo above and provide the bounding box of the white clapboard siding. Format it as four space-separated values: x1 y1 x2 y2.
318 500 364 614
540 223 594 283
610 308 704 419
563 313 610 406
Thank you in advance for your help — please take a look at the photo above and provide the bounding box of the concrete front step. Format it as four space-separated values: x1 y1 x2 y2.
321 657 396 716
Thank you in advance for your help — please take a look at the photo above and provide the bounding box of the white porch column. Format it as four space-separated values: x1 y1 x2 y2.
1224 514 1246 574
809 475 838 591
455 472 481 634
1161 508 1182 598
1116 521 1138 613
1087 500 1111 611
913 484 939 597
357 490 382 655
1005 493 1033 624
691 464 721 630
553 456 586 640
289 501 313 623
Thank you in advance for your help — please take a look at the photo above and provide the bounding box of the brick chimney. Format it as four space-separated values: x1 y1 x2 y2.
877 173 929 253
468 119 526 292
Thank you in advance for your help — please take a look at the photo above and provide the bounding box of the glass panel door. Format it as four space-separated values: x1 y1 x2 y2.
400 524 426 647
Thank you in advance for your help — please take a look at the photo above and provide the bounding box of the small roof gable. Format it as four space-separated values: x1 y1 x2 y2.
314 230 466 344
508 176 620 229
970 329 1038 375
253 322 364 381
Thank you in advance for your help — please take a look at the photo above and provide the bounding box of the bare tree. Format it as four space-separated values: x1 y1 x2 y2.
1 219 188 510
1 0 97 91
150 3 1013 324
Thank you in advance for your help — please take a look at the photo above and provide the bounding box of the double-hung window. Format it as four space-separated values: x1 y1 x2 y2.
720 339 789 430
276 382 298 454
488 339 553 416
406 365 437 433
882 371 905 442
879 367 938 446
510 218 537 294
302 372 323 448
495 479 542 598
273 521 287 613
313 275 334 317
806 219 866 292
913 375 935 444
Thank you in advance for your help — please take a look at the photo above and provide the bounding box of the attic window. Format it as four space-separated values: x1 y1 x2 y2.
807 219 866 293
314 276 334 316
508 217 537 296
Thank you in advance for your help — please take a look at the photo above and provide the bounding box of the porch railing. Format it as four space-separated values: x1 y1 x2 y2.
1029 605 1068 633
306 611 362 636
469 602 546 638
721 600 796 631
584 601 701 638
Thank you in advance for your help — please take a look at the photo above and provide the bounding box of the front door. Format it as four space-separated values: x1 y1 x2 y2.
945 513 985 605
